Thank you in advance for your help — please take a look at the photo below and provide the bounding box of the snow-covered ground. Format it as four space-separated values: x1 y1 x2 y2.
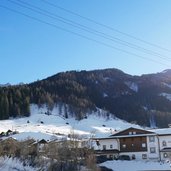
100 160 171 171
1 157 170 171
0 104 140 141
0 157 38 171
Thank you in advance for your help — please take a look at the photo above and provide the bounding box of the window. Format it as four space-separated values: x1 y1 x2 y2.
129 132 132 135
132 154 136 160
110 145 113 149
122 144 126 148
133 131 136 135
162 141 167 147
103 145 106 150
149 136 155 142
142 143 146 148
163 153 168 158
142 154 147 159
150 147 156 153
96 140 100 146
109 155 113 159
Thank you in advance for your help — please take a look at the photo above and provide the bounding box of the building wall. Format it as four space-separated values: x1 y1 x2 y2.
97 139 119 151
119 135 158 161
120 136 147 152
120 152 149 160
160 151 171 161
158 135 171 161
158 135 171 150
147 135 160 160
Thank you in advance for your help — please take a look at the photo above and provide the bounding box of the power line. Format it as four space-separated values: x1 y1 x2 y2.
0 5 170 68
41 0 171 53
7 0 171 61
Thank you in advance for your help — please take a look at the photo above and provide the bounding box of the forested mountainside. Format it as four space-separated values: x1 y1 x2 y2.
1 68 171 127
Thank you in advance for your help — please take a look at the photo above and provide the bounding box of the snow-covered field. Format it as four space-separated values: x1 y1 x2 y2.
100 160 171 171
0 157 170 171
0 104 140 141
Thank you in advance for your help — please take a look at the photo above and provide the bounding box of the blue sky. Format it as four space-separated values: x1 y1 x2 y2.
1 0 171 84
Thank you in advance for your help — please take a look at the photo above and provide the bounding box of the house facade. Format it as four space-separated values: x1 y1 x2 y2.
94 137 119 159
152 128 171 161
110 127 160 160
93 127 171 161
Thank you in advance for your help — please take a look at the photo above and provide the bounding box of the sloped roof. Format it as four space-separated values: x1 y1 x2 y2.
110 127 155 137
38 139 47 144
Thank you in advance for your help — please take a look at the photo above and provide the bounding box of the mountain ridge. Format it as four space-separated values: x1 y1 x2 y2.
1 68 171 127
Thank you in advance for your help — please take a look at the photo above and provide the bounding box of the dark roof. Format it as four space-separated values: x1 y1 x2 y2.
38 139 47 144
110 127 155 137
7 129 13 133
93 137 118 140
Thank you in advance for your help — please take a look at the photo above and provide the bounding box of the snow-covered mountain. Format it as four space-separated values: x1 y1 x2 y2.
1 68 171 127
0 83 11 87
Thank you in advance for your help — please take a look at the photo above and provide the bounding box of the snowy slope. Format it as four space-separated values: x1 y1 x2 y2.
0 104 140 141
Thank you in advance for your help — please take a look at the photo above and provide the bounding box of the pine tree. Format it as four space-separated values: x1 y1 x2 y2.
0 94 9 119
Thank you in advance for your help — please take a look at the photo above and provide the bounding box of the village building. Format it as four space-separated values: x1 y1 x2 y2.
151 128 171 161
36 139 48 154
93 127 171 162
93 137 119 159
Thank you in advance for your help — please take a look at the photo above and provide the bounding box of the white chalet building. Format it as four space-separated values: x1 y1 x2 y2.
93 127 171 161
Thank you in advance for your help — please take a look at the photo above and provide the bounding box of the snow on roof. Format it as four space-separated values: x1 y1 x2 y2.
149 127 171 135
10 132 53 141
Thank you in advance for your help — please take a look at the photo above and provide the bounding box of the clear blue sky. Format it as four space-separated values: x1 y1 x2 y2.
1 0 171 84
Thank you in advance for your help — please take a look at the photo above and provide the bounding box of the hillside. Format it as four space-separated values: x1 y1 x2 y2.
0 104 139 141
1 68 171 127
